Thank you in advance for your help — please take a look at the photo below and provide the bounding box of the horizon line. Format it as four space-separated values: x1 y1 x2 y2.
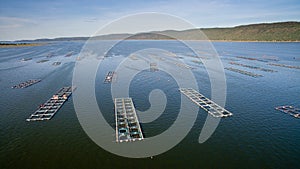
2 20 299 42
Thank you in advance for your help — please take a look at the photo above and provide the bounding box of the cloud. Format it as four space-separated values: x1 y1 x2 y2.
0 16 36 29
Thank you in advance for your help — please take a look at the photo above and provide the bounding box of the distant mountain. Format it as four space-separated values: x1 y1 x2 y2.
151 21 300 41
19 21 300 42
200 21 300 41
18 37 89 42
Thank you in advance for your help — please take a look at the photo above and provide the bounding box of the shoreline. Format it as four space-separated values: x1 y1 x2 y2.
0 40 299 44
0 43 44 48
87 38 300 42
208 40 300 43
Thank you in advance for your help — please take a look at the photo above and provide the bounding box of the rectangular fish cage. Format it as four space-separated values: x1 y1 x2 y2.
26 86 74 121
114 98 144 142
179 88 233 118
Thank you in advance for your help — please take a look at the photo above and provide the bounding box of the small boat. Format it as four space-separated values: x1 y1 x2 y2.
52 62 61 66
37 59 49 63
46 52 54 58
65 52 73 57
21 58 32 61
293 114 300 118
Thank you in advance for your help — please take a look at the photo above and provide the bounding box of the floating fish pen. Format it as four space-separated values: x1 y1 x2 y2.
12 79 41 89
152 55 165 61
158 56 193 69
173 62 194 69
52 62 61 66
275 105 300 119
104 71 116 83
21 58 32 62
229 62 277 72
164 59 194 69
225 67 263 77
220 57 239 61
129 55 139 60
236 56 267 62
191 60 203 64
36 59 49 63
114 98 144 142
150 62 159 72
26 86 74 121
268 63 300 70
46 52 54 58
65 52 73 57
164 52 177 57
261 55 279 61
179 88 233 118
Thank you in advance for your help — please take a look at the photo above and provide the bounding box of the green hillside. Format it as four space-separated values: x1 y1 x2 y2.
151 21 300 41
20 21 300 42
201 22 300 41
94 21 300 41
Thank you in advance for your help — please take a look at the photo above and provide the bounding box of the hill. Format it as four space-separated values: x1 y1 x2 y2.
19 21 300 42
200 21 300 41
150 21 300 41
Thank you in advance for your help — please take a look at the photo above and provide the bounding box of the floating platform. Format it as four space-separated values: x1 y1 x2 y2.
104 71 116 83
36 59 49 63
261 55 279 61
150 62 159 72
268 63 300 70
236 56 267 62
163 58 194 70
172 61 194 69
26 86 74 121
229 62 277 72
46 52 54 58
225 67 263 77
220 57 240 61
275 105 300 119
12 79 41 89
191 60 203 64
21 58 32 62
129 54 138 60
179 88 233 118
65 52 73 57
114 98 144 142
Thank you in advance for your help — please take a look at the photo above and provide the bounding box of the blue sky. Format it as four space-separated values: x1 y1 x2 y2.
0 0 299 40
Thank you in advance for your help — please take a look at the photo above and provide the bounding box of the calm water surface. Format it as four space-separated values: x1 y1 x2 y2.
0 41 300 169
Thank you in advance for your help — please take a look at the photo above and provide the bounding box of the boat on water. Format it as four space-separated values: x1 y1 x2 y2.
65 52 73 57
52 62 61 66
293 114 300 118
46 52 54 58
21 58 32 61
36 59 49 63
